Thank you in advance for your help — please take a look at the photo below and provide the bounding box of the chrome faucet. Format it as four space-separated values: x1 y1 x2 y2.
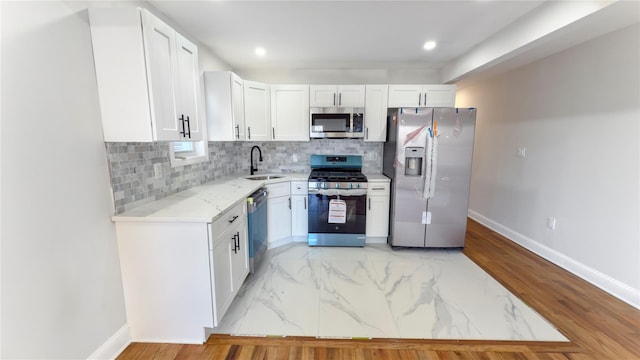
250 145 263 175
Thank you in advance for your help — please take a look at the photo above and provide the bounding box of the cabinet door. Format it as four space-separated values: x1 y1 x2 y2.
387 85 423 108
366 195 390 237
309 85 337 107
291 195 308 238
175 33 202 141
141 10 180 141
338 85 365 107
230 222 249 292
267 195 292 244
211 236 233 325
271 85 309 141
424 85 456 107
364 85 388 142
231 73 246 140
244 81 271 141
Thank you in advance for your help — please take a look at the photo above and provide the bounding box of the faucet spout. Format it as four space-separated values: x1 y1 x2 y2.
250 146 263 175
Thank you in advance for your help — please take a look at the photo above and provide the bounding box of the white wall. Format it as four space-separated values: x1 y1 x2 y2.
456 24 640 307
235 68 441 84
1 1 126 358
0 1 229 358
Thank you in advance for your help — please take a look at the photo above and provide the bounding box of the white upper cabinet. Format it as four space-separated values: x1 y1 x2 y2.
310 85 365 107
204 71 245 141
89 7 203 142
270 85 310 141
243 81 271 141
364 85 389 142
388 84 456 108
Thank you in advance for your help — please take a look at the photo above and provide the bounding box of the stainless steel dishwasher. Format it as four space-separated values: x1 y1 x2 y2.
247 187 268 273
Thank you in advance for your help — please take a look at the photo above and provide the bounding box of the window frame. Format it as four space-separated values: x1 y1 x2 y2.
169 140 209 167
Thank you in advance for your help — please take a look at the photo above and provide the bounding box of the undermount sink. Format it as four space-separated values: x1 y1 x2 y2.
244 175 285 181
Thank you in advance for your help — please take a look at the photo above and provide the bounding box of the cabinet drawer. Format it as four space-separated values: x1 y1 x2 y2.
210 201 246 239
290 181 308 195
367 182 390 196
267 182 290 198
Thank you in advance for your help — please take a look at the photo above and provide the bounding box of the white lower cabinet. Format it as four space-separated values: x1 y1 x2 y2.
209 201 249 326
267 182 292 245
114 200 248 343
290 181 308 241
366 181 390 241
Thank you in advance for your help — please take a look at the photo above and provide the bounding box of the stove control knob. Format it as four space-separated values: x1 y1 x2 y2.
349 183 354 189
356 183 361 189
335 183 340 189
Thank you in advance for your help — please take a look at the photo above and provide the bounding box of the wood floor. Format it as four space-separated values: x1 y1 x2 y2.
116 219 640 359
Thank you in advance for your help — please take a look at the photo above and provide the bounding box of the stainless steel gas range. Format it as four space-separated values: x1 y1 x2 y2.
307 155 367 247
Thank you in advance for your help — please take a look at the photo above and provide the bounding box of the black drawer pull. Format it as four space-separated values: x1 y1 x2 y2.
228 215 239 224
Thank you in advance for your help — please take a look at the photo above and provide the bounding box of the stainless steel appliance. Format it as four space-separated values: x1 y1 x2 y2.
308 155 368 246
383 108 476 248
247 187 268 272
309 107 364 138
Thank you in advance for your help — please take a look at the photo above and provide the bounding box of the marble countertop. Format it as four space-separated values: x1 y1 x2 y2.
112 173 308 223
365 173 390 182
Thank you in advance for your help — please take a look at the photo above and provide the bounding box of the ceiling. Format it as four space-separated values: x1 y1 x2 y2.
149 1 639 82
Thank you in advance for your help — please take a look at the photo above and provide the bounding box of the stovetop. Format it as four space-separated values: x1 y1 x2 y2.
308 170 368 183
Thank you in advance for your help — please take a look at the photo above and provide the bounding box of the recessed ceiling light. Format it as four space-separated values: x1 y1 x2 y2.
423 41 437 51
255 47 266 57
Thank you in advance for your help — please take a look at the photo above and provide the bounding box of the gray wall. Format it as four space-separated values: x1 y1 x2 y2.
456 23 640 307
107 140 383 214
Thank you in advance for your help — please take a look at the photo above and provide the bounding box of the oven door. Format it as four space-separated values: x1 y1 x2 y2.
307 188 367 246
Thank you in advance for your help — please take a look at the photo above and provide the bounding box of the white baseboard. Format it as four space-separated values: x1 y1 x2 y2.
87 324 131 360
366 236 388 244
468 210 640 309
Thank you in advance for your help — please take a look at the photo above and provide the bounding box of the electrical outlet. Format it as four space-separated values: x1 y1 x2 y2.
547 216 556 230
517 146 527 158
292 154 298 162
154 163 162 179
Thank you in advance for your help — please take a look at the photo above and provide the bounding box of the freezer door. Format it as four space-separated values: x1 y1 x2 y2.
389 109 432 247
425 108 476 247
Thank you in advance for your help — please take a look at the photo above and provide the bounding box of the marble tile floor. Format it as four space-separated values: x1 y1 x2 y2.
212 243 568 342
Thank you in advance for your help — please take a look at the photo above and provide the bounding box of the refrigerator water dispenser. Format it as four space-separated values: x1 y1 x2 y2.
404 147 424 176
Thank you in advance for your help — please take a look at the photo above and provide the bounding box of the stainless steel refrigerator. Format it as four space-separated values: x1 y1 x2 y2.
383 107 476 248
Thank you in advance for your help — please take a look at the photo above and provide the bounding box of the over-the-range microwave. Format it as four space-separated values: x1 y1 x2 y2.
309 107 364 139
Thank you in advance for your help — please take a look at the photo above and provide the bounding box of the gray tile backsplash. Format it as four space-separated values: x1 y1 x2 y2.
106 140 383 214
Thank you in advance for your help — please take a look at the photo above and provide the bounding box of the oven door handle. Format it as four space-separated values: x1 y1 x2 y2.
308 188 367 196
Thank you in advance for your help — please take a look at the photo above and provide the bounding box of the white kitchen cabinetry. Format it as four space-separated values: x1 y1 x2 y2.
366 180 390 242
209 201 249 325
388 84 456 108
364 85 389 142
270 85 310 141
243 81 271 141
290 181 308 241
267 182 292 245
89 7 202 142
204 71 245 141
113 201 248 343
309 85 365 107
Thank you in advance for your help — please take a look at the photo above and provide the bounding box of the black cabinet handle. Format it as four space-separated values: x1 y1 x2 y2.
288 197 291 210
235 232 240 251
304 197 307 210
368 198 371 210
338 93 342 106
247 126 251 140
418 93 421 106
228 215 239 224
333 93 336 106
235 125 240 139
231 235 237 254
424 93 427 106
365 127 369 140
179 115 186 137
184 116 191 138
272 127 275 140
